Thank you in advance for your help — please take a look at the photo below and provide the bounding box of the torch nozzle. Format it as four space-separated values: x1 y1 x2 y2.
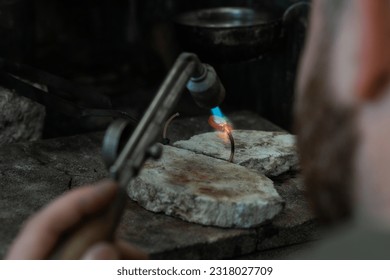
186 63 225 109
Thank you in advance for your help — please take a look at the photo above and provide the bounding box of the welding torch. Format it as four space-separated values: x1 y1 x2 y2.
49 53 225 259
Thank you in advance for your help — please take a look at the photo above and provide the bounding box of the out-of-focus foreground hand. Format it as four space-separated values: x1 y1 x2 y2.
5 180 148 260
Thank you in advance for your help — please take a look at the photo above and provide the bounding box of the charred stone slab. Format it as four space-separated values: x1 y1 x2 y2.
128 145 284 228
174 130 299 177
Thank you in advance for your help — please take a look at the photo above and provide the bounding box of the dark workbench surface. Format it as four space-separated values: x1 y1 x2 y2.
0 111 318 259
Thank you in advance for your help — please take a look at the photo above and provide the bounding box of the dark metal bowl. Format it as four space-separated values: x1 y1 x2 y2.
174 7 284 63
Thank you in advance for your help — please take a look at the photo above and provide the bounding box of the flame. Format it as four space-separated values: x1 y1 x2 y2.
208 107 233 142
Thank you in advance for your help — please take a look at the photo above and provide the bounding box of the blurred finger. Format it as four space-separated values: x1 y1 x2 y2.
6 180 118 259
82 242 119 260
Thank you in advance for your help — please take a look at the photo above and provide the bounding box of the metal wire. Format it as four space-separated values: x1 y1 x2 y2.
227 130 235 163
208 115 235 163
162 112 180 141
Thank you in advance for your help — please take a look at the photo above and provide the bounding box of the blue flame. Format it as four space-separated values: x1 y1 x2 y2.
211 106 224 118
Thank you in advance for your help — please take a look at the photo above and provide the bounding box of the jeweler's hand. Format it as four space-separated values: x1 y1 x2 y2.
5 180 148 260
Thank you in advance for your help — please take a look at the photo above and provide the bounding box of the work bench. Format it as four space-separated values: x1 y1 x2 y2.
0 111 319 259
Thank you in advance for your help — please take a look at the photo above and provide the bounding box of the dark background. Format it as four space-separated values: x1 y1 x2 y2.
0 0 309 137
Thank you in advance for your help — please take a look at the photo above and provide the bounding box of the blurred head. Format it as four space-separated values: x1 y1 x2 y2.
295 0 390 225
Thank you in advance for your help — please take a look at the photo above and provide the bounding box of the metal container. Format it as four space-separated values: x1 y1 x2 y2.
174 3 309 63
174 6 284 62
